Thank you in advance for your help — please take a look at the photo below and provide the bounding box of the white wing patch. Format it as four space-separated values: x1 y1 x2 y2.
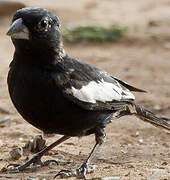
71 79 135 103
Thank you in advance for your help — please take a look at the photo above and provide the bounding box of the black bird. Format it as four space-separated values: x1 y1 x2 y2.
6 7 170 179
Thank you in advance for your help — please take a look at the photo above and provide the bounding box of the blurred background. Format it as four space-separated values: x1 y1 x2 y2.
0 0 170 179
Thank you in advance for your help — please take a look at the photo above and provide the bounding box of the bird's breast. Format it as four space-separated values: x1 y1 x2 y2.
7 63 113 136
8 64 65 129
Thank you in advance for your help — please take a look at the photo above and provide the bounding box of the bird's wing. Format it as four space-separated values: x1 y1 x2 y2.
52 57 145 111
112 76 147 93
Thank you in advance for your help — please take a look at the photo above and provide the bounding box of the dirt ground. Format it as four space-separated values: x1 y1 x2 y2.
0 0 170 179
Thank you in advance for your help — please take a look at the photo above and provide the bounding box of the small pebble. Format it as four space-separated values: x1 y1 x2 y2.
101 177 120 180
162 161 168 165
32 135 46 152
25 176 40 180
23 135 46 154
9 147 23 160
25 176 35 180
87 164 97 173
138 138 143 143
18 137 24 142
0 117 12 127
121 148 128 154
135 131 139 137
51 154 65 159
150 142 158 145
149 168 164 172
153 105 161 111
0 167 7 173
53 159 73 165
131 131 139 137
162 143 170 148
0 107 14 114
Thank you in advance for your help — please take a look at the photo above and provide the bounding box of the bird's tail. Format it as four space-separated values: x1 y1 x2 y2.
115 101 170 131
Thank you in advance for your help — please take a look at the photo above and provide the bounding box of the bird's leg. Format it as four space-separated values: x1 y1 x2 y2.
55 128 106 179
8 135 70 172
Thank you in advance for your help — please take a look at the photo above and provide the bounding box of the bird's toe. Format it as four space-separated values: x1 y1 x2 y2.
54 169 77 178
54 164 96 179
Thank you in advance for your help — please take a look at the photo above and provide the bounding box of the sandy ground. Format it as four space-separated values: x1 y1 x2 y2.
0 0 170 179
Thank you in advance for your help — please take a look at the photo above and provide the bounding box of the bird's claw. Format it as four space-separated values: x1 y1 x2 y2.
7 154 41 172
76 163 88 178
7 164 21 173
7 154 58 173
54 163 96 179
55 168 86 179
7 163 21 168
55 169 78 178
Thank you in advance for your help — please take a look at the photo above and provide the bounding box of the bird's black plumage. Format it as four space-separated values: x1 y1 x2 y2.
7 7 170 179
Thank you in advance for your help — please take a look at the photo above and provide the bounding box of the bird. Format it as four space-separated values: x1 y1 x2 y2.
6 7 170 179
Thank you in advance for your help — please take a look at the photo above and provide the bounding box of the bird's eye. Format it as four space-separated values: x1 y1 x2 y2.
40 20 48 28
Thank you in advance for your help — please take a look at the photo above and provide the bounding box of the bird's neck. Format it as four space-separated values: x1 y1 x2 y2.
13 40 66 66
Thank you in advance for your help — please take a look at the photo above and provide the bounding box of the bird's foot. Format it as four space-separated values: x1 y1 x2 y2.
8 153 58 172
54 163 96 179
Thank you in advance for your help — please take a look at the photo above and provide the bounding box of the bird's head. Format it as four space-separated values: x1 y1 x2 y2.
7 7 64 57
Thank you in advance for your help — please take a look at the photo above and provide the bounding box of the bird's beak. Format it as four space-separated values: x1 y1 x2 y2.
6 18 29 40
